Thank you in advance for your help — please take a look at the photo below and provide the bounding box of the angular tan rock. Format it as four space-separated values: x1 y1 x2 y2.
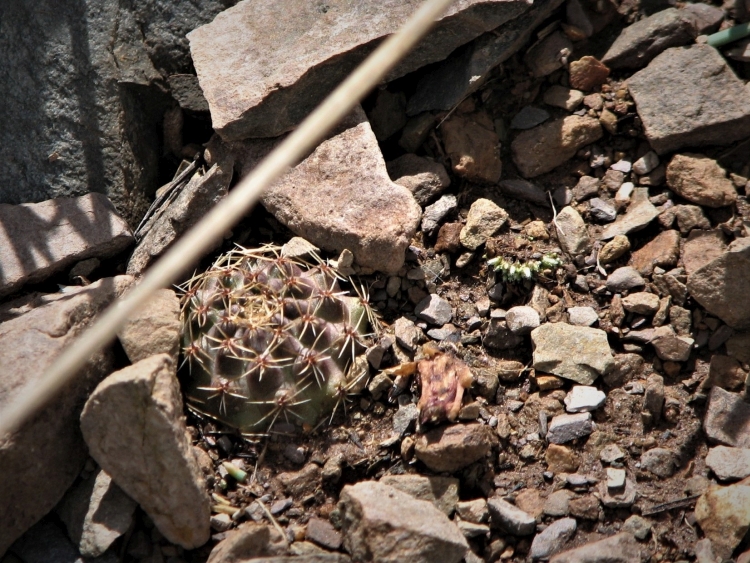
511 116 602 178
695 484 750 559
687 239 750 329
629 230 680 275
189 0 532 140
338 481 468 563
682 229 727 276
442 113 502 183
118 289 180 364
80 354 210 549
531 323 614 384
415 423 495 472
0 276 133 556
550 532 639 563
666 154 737 208
206 522 288 563
227 109 421 273
0 194 133 297
460 198 508 250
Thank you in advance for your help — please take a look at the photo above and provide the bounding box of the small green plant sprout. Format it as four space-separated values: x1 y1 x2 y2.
178 244 377 435
486 253 561 283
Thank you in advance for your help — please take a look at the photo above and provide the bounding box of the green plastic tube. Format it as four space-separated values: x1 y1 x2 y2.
706 22 750 48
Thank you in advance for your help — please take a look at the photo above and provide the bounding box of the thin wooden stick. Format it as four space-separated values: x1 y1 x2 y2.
0 0 456 438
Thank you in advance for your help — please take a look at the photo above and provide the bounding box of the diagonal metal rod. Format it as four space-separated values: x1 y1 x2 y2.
0 0 455 438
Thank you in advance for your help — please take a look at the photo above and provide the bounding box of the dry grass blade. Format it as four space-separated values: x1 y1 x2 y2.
0 0 456 438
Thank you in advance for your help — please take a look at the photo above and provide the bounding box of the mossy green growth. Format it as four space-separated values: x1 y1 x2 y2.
487 253 561 283
178 245 376 435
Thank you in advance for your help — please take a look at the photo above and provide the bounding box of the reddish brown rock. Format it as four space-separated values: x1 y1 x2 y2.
682 229 727 276
0 194 132 297
511 116 603 178
415 423 495 473
568 56 610 91
667 154 738 208
435 223 463 253
629 230 680 275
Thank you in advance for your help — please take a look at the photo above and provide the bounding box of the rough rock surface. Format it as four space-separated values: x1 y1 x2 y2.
387 154 451 206
80 354 211 549
338 481 468 563
56 468 137 558
695 484 750 559
704 387 750 448
511 116 602 178
629 230 680 275
601 8 696 69
687 240 750 329
531 323 614 384
0 194 132 297
555 206 593 257
415 423 494 472
550 533 640 562
442 113 503 184
233 109 422 273
127 163 232 276
189 0 532 139
0 0 228 225
487 498 536 535
0 276 132 556
628 45 750 154
117 289 180 364
706 446 750 481
601 188 659 239
460 199 509 250
205 522 289 563
666 154 737 208
379 475 459 516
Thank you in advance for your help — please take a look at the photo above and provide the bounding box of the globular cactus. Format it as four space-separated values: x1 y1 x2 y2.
178 245 376 435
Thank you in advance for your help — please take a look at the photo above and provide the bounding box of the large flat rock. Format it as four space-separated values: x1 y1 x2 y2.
212 108 421 273
687 238 750 329
531 323 614 384
188 0 531 140
0 194 133 297
628 45 750 154
338 481 468 563
0 276 133 556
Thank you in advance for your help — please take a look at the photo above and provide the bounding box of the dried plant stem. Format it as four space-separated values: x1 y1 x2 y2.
0 0 456 438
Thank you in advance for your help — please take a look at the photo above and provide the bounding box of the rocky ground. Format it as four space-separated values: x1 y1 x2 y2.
4 0 750 562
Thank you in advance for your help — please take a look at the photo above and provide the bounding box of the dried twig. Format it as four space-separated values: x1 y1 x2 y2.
0 0 456 438
641 494 700 516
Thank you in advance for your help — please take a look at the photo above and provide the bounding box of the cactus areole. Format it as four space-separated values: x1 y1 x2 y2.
178 245 376 434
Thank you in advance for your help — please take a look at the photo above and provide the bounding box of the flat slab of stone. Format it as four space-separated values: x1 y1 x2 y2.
379 475 459 516
600 188 659 240
415 423 494 473
550 533 640 563
601 8 696 69
704 387 750 448
189 0 532 140
706 446 750 481
531 323 614 384
221 109 421 273
0 194 132 297
628 45 750 154
80 354 211 549
0 276 133 556
687 239 750 329
338 481 468 563
666 153 737 208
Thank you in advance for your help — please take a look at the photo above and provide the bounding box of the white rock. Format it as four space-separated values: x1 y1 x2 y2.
567 306 599 326
564 385 606 412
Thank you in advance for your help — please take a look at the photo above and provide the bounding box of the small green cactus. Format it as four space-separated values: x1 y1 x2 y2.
487 253 561 283
178 244 376 435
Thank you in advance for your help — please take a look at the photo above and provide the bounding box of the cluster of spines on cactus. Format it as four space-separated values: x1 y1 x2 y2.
178 244 377 435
